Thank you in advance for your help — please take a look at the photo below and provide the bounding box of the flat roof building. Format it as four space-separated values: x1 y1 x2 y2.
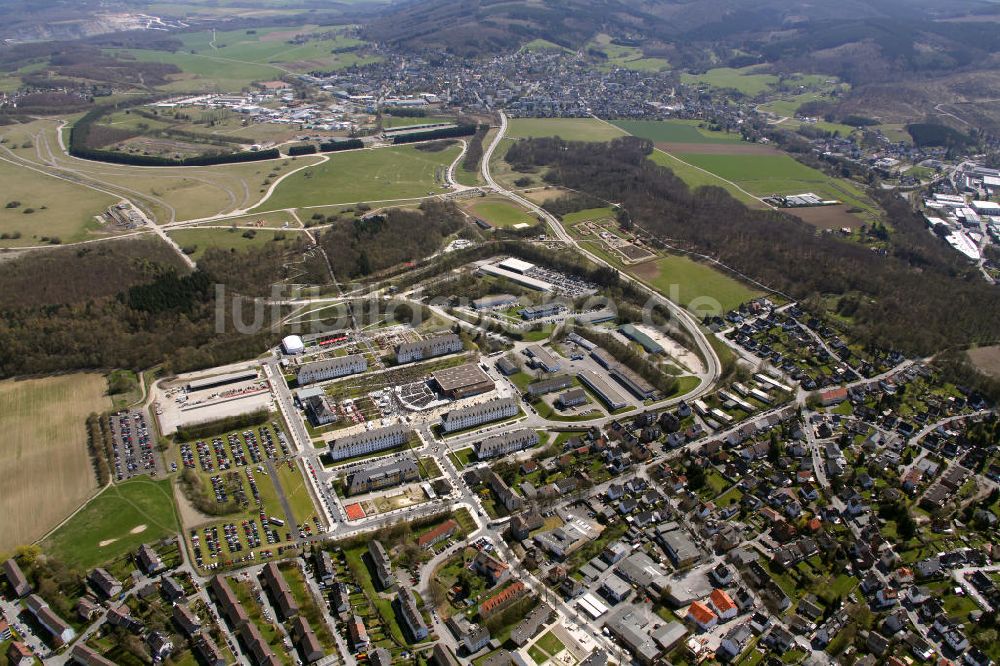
578 370 628 411
525 345 561 372
478 264 553 291
433 363 495 399
499 258 535 273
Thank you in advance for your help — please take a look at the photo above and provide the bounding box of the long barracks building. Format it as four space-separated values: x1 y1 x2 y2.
329 424 411 460
396 333 463 364
296 354 368 385
475 428 540 460
441 397 518 433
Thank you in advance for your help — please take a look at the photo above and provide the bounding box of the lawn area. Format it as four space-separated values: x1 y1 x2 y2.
630 254 762 313
465 196 537 228
42 476 180 569
647 150 761 206
0 157 119 247
507 118 627 143
612 119 743 144
562 206 615 224
275 459 318 526
681 66 779 96
167 227 299 260
343 545 407 644
0 373 111 551
537 631 565 655
259 143 461 210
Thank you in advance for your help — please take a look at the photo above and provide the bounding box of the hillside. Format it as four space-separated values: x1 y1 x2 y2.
364 0 1000 84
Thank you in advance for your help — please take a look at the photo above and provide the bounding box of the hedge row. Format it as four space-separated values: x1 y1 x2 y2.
287 144 319 156
319 138 364 152
69 103 280 167
390 124 478 144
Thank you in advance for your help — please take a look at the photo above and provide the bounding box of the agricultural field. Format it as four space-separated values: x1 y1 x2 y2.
647 150 763 207
506 117 627 142
672 152 879 223
631 254 762 313
0 157 120 247
111 25 379 93
681 66 779 96
167 226 302 260
42 476 180 569
612 119 744 145
259 143 462 210
464 195 538 228
588 33 669 72
968 345 1000 378
0 373 111 552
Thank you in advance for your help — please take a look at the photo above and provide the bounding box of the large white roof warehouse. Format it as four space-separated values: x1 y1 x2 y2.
499 258 535 274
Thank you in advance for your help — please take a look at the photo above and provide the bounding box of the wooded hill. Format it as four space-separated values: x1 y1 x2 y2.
506 136 1000 356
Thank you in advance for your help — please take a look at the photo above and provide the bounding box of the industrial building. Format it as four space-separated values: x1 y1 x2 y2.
619 324 664 354
526 375 573 397
329 424 411 460
186 370 258 393
441 397 518 433
499 258 535 273
519 303 564 320
473 293 518 310
396 333 463 364
524 345 561 372
610 365 656 400
475 428 540 459
347 459 420 495
432 363 495 399
478 264 553 291
296 355 367 385
578 370 628 411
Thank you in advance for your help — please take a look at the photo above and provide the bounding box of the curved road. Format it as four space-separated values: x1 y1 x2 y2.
480 111 722 394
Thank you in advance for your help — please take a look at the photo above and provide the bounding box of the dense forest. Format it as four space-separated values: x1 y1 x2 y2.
506 136 1000 356
317 200 466 279
0 237 299 378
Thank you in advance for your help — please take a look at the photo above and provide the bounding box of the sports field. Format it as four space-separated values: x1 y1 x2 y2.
681 66 779 96
42 476 180 569
507 118 627 142
465 196 537 228
0 374 110 552
631 255 762 314
611 119 743 144
259 143 461 210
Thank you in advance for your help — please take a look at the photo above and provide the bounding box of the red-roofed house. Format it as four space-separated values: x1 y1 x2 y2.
480 582 526 618
418 519 458 550
820 388 848 406
687 601 718 631
710 589 737 620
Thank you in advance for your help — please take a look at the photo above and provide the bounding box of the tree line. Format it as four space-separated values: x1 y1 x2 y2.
390 123 479 144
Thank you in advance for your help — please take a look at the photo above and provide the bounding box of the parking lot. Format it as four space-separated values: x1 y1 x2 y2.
108 409 162 481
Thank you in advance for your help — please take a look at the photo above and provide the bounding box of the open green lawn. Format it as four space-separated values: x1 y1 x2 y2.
507 118 626 143
0 158 119 247
276 460 318 526
259 143 461 210
612 119 743 144
562 206 615 224
647 150 762 206
674 152 878 213
42 476 180 569
167 227 299 260
632 254 762 313
537 631 565 655
681 66 779 96
466 196 537 228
